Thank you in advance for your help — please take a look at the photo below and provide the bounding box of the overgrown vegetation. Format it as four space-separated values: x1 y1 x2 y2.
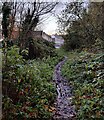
26 38 56 59
62 49 104 119
1 2 61 119
1 1 57 57
1 1 104 119
2 45 63 119
59 3 104 118
58 2 104 51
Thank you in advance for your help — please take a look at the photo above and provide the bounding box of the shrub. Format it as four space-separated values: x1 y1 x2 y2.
2 45 62 119
27 38 56 59
63 32 81 51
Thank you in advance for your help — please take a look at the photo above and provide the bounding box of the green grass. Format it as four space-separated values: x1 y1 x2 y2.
56 48 80 59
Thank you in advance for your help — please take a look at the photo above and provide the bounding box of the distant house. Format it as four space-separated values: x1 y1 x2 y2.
0 29 3 48
30 31 53 42
0 28 53 43
0 27 19 41
51 34 64 48
0 28 3 41
10 27 19 40
10 30 53 42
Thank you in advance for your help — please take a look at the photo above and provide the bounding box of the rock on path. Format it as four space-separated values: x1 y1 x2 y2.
52 56 76 120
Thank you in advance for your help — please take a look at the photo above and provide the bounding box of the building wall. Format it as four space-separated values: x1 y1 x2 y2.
42 32 52 42
31 31 53 42
51 35 64 48
10 30 19 40
0 29 53 43
0 30 2 41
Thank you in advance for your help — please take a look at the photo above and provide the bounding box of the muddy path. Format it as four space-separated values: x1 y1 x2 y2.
52 57 76 120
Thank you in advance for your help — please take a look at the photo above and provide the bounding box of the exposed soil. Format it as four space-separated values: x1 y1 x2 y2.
52 57 76 120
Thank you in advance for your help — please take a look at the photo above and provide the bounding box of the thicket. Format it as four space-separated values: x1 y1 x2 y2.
25 38 56 59
2 45 63 119
58 2 104 51
1 2 57 60
1 2 61 119
63 31 81 50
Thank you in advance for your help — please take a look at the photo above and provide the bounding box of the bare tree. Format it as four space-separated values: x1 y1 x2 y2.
11 1 58 50
1 0 58 46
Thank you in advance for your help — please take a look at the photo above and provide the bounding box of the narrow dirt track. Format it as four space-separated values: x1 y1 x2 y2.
52 57 76 120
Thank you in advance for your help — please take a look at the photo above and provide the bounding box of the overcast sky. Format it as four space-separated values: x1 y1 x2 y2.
43 0 89 35
0 0 89 35
42 2 66 35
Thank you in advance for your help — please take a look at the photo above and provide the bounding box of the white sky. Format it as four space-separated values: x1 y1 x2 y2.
0 0 89 35
43 17 58 35
43 2 65 35
43 0 89 35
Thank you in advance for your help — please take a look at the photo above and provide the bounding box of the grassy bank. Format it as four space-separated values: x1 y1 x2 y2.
62 49 104 119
